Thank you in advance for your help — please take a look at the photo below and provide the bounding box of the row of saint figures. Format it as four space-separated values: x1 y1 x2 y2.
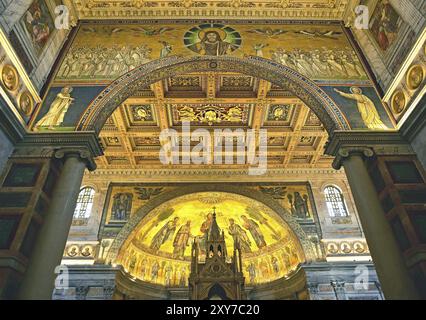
122 207 301 287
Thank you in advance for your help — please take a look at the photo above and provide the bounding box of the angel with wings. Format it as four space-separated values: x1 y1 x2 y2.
131 26 174 36
248 27 287 38
294 30 343 40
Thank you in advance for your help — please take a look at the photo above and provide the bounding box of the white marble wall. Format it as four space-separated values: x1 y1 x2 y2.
0 0 71 92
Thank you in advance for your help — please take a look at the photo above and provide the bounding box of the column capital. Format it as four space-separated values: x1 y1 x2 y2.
332 147 374 170
12 132 103 171
53 148 97 171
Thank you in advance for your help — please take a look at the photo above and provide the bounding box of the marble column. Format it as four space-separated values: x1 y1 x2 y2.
336 148 420 300
18 150 90 300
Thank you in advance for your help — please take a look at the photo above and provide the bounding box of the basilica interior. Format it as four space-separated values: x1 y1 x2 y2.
0 0 425 300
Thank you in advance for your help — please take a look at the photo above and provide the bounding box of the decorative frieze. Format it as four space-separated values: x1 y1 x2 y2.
64 242 99 259
72 0 350 20
323 239 370 257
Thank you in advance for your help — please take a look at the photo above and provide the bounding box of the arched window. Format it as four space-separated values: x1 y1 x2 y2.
73 187 95 219
324 186 349 217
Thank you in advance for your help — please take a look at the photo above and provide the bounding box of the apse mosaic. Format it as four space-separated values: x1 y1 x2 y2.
116 192 304 286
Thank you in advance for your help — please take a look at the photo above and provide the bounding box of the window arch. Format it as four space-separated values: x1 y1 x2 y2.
73 187 95 219
324 186 349 217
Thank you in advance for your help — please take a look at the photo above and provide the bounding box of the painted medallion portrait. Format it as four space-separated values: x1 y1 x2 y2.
184 23 242 56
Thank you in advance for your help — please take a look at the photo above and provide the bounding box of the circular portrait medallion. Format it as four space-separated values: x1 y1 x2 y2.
184 23 242 56
18 91 34 116
406 64 424 91
1 64 19 92
391 90 406 114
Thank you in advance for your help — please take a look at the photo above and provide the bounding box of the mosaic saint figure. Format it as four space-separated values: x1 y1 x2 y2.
281 251 291 271
259 257 270 278
271 256 280 274
228 218 252 253
286 246 299 266
164 264 173 286
241 215 267 249
179 266 187 287
247 263 257 283
199 213 213 253
140 258 148 280
159 41 172 58
111 193 132 221
35 86 74 129
128 254 137 273
334 87 388 130
173 221 192 259
151 261 160 281
150 217 179 250
289 192 310 219
252 43 269 57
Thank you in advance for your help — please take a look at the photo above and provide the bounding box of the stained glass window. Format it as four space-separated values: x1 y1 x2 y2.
324 186 349 217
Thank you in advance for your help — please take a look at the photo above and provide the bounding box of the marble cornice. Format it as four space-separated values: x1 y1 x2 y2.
16 131 103 156
73 0 350 21
13 132 103 170
325 130 413 156
325 131 416 169
86 167 344 178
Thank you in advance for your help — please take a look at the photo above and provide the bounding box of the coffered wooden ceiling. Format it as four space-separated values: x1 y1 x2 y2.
70 0 351 20
97 72 332 169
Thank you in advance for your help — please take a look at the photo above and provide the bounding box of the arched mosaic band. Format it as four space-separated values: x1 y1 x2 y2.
105 184 318 265
76 55 351 134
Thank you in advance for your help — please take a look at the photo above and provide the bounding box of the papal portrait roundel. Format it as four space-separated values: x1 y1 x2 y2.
184 23 242 56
